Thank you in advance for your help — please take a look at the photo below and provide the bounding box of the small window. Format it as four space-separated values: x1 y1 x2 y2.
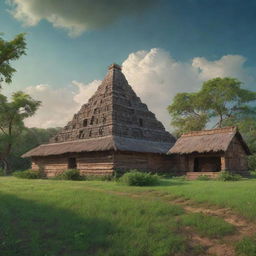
83 119 88 127
90 116 95 125
99 127 103 136
139 118 143 127
68 158 77 169
79 130 83 138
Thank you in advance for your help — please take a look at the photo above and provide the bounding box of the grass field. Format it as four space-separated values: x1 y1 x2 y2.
0 177 256 256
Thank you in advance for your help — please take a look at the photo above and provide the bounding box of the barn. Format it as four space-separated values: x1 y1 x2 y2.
22 64 177 177
168 127 251 179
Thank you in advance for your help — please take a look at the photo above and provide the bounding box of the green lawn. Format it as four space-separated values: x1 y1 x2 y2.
0 177 255 256
79 177 256 220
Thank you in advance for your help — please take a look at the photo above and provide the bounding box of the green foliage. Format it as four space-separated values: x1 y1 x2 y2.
8 127 60 171
218 170 242 181
13 169 40 179
168 77 256 136
0 91 41 172
0 168 4 176
250 170 256 178
236 236 256 256
167 92 208 136
0 33 26 87
248 154 256 170
57 169 82 180
180 213 236 238
196 175 210 181
119 170 160 186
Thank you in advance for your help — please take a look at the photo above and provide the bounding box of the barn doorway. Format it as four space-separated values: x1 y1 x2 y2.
68 158 77 169
193 157 221 172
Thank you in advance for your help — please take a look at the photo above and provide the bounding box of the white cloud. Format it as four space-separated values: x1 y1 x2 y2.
122 49 255 129
24 80 100 128
8 0 154 37
72 80 100 105
23 48 255 130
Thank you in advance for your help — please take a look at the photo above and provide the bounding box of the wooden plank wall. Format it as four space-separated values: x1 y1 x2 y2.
113 151 181 174
226 137 248 172
31 151 183 177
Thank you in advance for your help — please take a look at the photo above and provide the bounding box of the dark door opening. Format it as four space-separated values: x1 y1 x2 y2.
68 158 77 169
194 157 221 172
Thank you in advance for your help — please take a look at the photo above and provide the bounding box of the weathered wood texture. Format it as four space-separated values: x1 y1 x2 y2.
31 150 182 177
225 136 248 171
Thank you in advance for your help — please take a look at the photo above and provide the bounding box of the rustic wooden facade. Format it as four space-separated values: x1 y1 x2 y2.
23 64 177 177
168 127 251 179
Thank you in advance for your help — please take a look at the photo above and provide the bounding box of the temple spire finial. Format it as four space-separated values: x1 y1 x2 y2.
108 63 122 70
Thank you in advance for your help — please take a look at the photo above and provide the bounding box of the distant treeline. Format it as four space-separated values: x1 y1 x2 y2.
7 127 60 171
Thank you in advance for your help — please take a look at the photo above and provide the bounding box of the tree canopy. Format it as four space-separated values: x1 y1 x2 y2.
0 91 41 174
0 33 26 87
168 77 256 137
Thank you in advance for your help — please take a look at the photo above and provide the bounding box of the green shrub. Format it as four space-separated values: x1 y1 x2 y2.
218 170 241 181
0 168 4 176
119 170 160 186
236 236 256 256
197 175 210 181
248 154 256 171
13 169 40 179
250 170 256 178
58 169 82 180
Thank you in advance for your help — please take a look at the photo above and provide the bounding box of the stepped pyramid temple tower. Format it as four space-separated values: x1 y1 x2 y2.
23 64 177 177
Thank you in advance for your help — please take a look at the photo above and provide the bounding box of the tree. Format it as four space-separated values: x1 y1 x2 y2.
0 91 41 174
8 127 60 171
0 33 26 88
167 92 209 136
168 77 256 136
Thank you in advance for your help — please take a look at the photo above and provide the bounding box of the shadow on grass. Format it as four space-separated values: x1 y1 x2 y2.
0 192 115 256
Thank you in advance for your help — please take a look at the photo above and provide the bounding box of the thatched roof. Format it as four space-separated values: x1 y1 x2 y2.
22 136 174 157
168 127 251 155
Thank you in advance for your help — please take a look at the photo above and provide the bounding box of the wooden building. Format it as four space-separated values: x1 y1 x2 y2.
168 127 251 179
22 64 177 177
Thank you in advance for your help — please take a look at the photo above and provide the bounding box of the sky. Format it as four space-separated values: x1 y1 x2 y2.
1 0 256 130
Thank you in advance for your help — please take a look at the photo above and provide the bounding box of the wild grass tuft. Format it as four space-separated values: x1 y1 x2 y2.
218 170 242 181
12 169 41 179
236 236 256 256
180 213 236 238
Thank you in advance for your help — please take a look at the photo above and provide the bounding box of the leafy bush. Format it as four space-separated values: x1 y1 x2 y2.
218 170 241 181
250 170 256 178
197 175 210 181
0 168 4 176
13 169 40 179
58 169 82 180
248 154 256 171
119 170 160 186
